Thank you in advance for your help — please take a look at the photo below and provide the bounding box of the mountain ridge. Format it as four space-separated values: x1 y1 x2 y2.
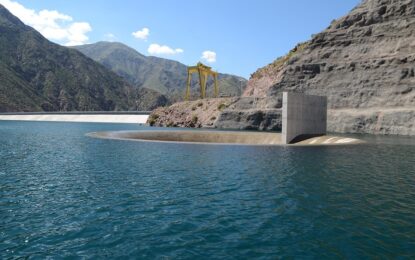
73 41 248 102
0 4 167 112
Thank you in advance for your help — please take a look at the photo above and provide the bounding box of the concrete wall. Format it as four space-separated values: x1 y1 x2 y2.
282 92 327 144
0 113 149 124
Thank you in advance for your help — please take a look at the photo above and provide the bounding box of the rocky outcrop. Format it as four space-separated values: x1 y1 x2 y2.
328 108 415 135
148 97 283 131
148 98 237 128
215 97 282 130
215 109 282 131
242 0 415 135
149 0 415 135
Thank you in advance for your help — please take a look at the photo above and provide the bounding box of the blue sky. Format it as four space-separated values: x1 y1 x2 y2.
1 0 360 78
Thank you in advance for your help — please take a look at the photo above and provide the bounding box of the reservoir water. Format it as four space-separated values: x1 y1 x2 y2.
1 121 414 258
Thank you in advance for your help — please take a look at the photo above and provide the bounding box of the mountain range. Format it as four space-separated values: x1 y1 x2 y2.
0 4 155 112
73 41 247 102
0 4 245 112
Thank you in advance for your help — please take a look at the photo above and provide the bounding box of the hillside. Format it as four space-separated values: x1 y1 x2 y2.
74 42 247 102
150 0 415 135
0 4 166 112
242 0 415 135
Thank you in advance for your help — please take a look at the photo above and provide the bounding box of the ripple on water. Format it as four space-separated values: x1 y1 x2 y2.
0 121 414 258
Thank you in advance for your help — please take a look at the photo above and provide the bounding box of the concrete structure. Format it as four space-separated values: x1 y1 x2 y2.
282 92 327 144
88 130 363 146
0 111 150 124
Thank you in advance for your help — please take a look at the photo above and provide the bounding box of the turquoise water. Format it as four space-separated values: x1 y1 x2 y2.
1 121 414 259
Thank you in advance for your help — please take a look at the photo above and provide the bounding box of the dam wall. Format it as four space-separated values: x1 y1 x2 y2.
282 92 327 144
0 112 150 124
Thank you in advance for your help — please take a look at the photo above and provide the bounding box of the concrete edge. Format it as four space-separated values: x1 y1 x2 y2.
86 130 364 147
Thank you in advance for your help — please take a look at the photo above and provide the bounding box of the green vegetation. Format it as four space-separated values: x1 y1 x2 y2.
148 118 156 126
191 115 198 125
147 113 159 126
217 103 228 111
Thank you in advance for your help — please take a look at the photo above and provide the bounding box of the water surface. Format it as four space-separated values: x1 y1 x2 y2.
1 121 414 258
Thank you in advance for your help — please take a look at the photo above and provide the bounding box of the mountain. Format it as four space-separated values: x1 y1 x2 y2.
0 4 167 112
73 42 247 102
150 0 415 135
239 0 415 135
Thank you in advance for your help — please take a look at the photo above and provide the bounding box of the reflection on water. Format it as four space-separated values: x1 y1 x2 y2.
0 121 414 258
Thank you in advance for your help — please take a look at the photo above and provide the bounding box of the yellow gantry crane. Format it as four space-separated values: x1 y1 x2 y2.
185 62 219 100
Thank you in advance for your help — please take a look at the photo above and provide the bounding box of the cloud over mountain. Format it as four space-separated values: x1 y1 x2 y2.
201 51 216 63
0 0 91 46
148 43 183 55
132 27 149 40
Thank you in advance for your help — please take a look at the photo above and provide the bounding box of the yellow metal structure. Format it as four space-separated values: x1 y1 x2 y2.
185 62 218 100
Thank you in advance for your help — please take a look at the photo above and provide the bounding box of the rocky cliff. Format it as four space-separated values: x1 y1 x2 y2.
243 0 415 135
150 0 414 135
148 96 283 130
149 98 236 128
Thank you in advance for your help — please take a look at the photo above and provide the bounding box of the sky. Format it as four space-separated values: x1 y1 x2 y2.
0 0 360 78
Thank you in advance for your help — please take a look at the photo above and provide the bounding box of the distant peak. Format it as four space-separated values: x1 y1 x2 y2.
95 41 125 46
0 3 31 29
85 41 137 50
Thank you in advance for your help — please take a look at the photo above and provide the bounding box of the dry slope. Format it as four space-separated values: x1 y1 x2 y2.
243 0 414 135
148 0 415 135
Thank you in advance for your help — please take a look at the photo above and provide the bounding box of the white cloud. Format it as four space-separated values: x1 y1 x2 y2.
0 0 92 46
148 43 183 55
201 50 216 63
65 22 92 46
104 33 117 42
132 27 149 40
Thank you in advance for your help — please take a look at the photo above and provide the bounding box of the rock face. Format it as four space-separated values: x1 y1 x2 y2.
328 108 415 135
216 109 282 131
149 96 283 131
149 98 237 128
242 0 415 135
149 0 414 135
215 97 282 130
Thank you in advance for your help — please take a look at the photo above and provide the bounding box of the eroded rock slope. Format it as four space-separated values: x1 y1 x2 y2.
243 0 414 135
149 0 414 135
